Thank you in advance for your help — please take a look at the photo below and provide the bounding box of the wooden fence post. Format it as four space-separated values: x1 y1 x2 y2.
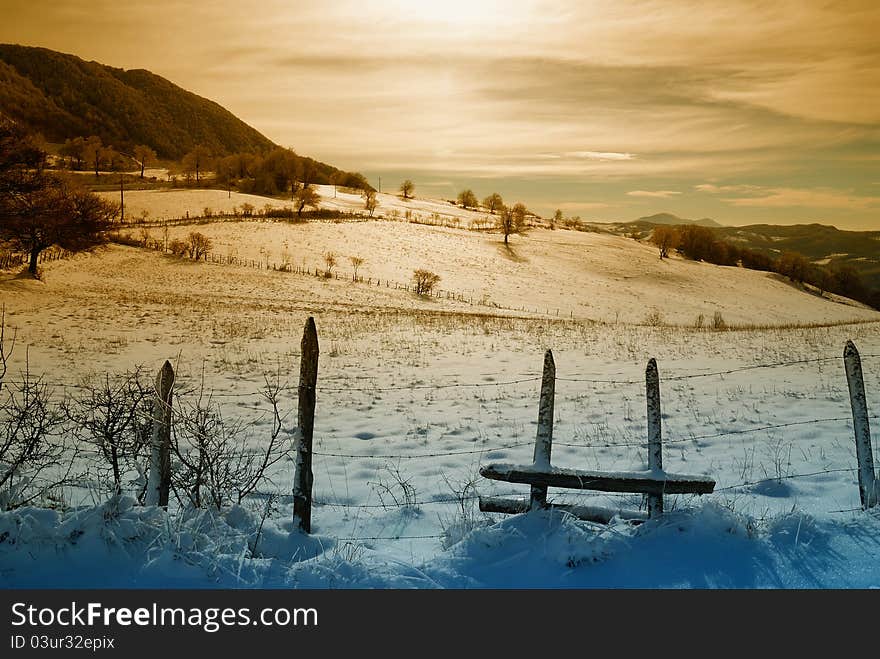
293 317 319 532
530 349 555 510
146 360 174 507
844 340 877 508
646 358 663 518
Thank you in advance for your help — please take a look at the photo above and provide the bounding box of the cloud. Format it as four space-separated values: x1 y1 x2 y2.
695 184 763 194
627 190 682 198
721 187 880 210
554 201 613 211
2 0 879 227
569 151 635 161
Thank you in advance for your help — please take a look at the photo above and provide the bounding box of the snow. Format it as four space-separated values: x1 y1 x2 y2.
2 500 879 588
108 219 878 326
2 199 880 588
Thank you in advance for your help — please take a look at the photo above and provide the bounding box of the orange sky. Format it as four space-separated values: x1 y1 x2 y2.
2 1 879 227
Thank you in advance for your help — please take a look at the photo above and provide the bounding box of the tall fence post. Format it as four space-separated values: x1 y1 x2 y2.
844 340 877 508
146 360 174 507
293 317 319 532
646 358 663 518
530 349 555 510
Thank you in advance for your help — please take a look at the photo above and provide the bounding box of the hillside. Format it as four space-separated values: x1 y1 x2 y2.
591 216 880 293
98 187 879 326
715 223 880 290
3 200 880 590
0 44 275 159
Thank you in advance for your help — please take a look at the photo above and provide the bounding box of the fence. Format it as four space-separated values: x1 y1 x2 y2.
0 247 70 270
128 319 879 537
2 319 879 543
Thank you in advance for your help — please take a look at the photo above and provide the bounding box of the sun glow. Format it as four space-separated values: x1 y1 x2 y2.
377 0 532 30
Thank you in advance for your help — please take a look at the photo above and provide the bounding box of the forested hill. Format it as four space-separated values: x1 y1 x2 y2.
0 44 277 159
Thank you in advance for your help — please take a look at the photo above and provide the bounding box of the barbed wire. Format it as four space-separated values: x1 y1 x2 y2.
26 410 880 465
309 415 879 460
556 415 880 450
714 468 857 492
311 442 535 460
3 352 877 398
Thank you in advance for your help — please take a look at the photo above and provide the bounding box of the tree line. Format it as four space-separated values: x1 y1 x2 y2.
650 224 880 309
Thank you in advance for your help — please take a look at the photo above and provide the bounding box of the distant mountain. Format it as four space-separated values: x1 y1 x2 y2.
0 44 276 159
637 212 722 228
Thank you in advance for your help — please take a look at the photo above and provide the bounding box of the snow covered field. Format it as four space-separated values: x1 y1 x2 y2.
1 210 880 588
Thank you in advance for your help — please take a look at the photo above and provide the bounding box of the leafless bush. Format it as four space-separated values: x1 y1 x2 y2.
644 310 664 326
438 474 489 548
0 305 13 395
412 269 440 295
713 311 727 330
563 216 583 230
172 370 289 510
369 463 417 511
63 368 151 496
0 367 71 510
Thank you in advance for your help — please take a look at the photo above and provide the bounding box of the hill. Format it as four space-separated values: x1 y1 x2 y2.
0 44 275 159
637 212 722 227
96 187 879 326
715 223 880 290
592 216 880 294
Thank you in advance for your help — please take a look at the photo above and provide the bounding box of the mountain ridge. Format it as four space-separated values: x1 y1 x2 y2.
0 44 275 159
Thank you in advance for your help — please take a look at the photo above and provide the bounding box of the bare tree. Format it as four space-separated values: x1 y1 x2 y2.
182 146 212 184
497 202 529 245
133 145 157 179
2 120 119 275
412 269 440 295
81 136 104 177
1 180 118 277
349 256 364 280
399 179 414 199
59 137 86 170
295 186 320 217
363 189 378 217
323 251 337 277
102 146 126 173
650 225 680 259
552 209 563 229
186 232 213 260
457 189 478 209
483 193 503 215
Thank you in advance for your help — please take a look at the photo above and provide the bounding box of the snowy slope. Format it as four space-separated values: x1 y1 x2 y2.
2 208 880 589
